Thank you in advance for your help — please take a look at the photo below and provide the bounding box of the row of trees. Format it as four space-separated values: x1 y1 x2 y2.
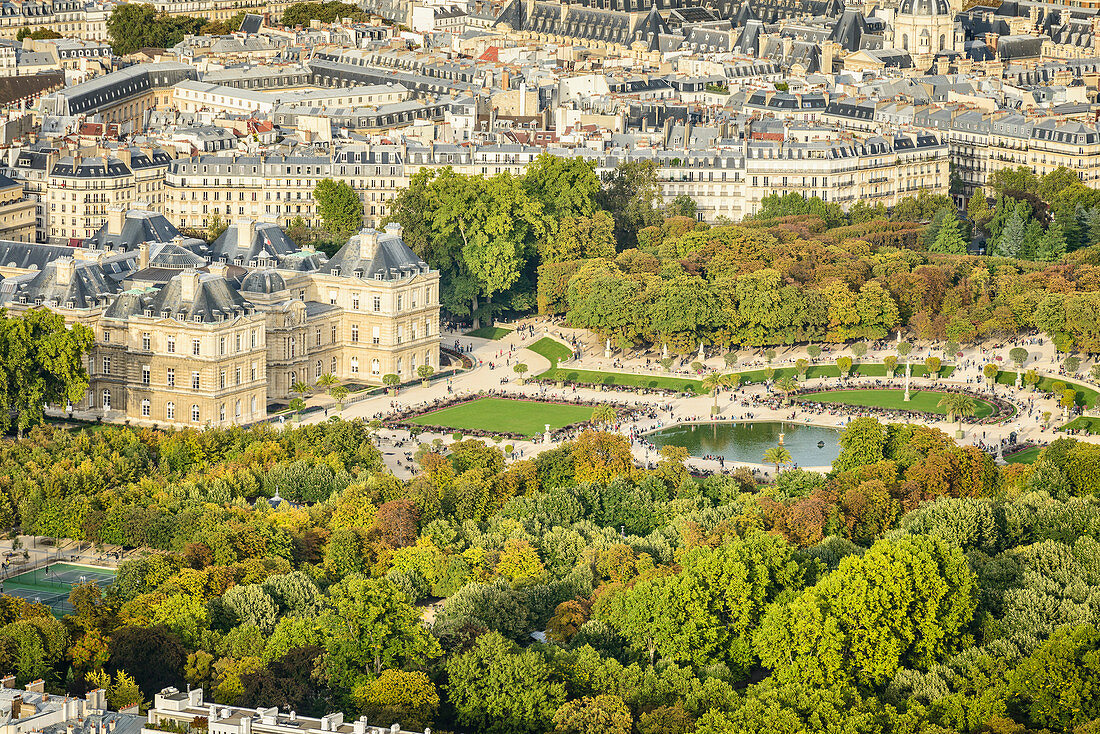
3 414 1100 733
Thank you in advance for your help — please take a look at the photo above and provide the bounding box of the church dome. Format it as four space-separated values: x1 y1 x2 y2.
898 0 950 14
240 269 286 294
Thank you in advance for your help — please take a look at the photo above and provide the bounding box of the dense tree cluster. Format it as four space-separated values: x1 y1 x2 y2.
531 174 1100 352
4 415 1100 734
280 1 367 27
106 4 247 55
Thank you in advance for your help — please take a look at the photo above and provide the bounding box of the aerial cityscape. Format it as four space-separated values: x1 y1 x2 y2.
0 0 1096 731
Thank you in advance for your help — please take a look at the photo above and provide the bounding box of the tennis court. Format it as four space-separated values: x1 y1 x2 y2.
2 563 116 616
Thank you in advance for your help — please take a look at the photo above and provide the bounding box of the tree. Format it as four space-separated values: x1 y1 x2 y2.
572 431 633 484
1064 356 1081 374
281 1 363 25
383 374 400 393
321 575 439 687
702 372 735 414
1036 218 1068 262
665 195 698 219
937 393 976 435
591 404 618 427
552 695 632 734
291 381 311 399
835 417 887 471
836 356 853 376
851 342 867 359
106 4 205 55
930 208 967 254
774 376 798 402
967 190 992 227
513 363 528 384
763 445 793 475
1005 625 1100 732
597 160 662 250
993 206 1027 258
924 356 941 377
795 358 809 378
983 362 1000 390
753 536 974 688
1009 347 1028 369
446 632 566 734
883 355 897 376
354 669 439 729
288 398 306 422
329 385 350 409
0 309 93 437
1025 369 1041 390
417 364 435 386
807 345 822 359
314 179 363 236
108 626 186 698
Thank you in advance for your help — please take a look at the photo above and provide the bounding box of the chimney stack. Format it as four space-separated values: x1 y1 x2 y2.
179 270 200 302
106 206 125 236
236 219 256 251
54 257 74 286
358 227 379 261
138 243 150 270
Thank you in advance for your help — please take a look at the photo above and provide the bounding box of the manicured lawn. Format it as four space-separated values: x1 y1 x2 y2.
728 363 954 384
798 389 997 419
994 371 1099 407
535 361 957 396
406 397 594 436
1006 446 1044 464
529 337 574 367
540 367 704 394
465 326 512 340
1061 416 1100 434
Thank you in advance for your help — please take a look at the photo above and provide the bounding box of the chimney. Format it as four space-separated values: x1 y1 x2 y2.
179 270 200 301
138 243 150 270
54 257 75 286
236 219 255 251
105 206 126 236
358 228 379 260
1 675 15 689
25 680 44 693
207 262 228 279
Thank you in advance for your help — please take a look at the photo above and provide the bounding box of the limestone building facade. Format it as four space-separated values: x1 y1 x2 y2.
0 210 440 427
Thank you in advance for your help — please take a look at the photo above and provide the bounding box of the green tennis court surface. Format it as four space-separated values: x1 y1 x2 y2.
2 562 116 616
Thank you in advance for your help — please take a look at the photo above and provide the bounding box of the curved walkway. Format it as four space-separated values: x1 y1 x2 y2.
303 322 1097 477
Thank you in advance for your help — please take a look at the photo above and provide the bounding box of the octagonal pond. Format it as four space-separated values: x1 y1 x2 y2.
646 421 841 468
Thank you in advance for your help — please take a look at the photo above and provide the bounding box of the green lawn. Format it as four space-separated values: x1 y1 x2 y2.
529 337 573 367
994 371 1099 407
540 367 704 394
406 397 594 436
465 326 512 340
1005 446 1044 464
534 361 957 396
798 389 997 419
708 363 954 384
1061 416 1100 434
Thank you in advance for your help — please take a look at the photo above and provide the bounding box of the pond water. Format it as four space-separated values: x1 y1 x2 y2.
646 421 841 468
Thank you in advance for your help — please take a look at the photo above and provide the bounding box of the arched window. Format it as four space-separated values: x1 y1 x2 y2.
901 33 908 50
939 33 945 50
371 359 380 375
235 400 241 418
167 402 175 420
141 399 150 417
102 389 110 410
350 357 359 374
191 404 200 422
251 396 257 415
